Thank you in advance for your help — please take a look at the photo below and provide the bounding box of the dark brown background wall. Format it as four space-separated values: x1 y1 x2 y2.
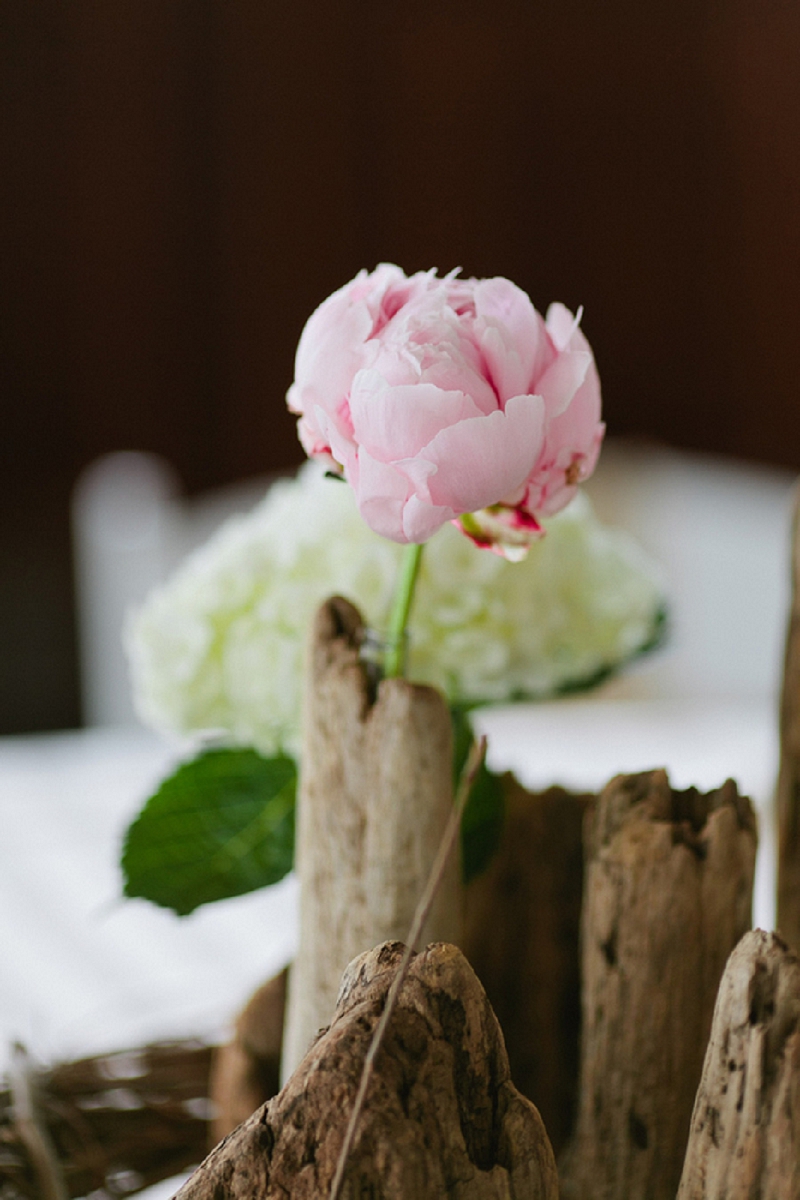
2 1 799 732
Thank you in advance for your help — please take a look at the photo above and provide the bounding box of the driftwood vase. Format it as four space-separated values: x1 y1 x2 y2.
462 777 590 1153
281 597 462 1079
560 769 757 1200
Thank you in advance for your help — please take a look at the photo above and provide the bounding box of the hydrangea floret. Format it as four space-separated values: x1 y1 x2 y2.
126 462 664 759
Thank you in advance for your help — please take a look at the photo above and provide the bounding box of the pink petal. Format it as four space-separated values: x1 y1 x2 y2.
473 278 549 400
543 357 603 456
401 494 456 543
368 331 499 416
293 289 371 408
349 373 486 461
536 349 592 418
353 447 413 542
544 301 581 352
406 393 545 514
291 265 408 420
310 403 356 472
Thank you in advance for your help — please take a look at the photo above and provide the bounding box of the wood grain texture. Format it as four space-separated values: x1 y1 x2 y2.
777 485 800 950
560 769 757 1200
219 779 590 1147
463 778 590 1154
177 941 558 1200
281 598 462 1078
678 929 800 1199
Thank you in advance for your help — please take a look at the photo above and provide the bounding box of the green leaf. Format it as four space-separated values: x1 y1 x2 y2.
451 707 505 885
122 747 296 916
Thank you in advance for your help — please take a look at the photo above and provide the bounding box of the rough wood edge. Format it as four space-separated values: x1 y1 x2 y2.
177 942 559 1200
678 929 800 1198
282 596 460 1079
560 769 757 1200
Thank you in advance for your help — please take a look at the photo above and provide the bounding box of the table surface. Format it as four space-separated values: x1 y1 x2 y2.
2 696 778 1078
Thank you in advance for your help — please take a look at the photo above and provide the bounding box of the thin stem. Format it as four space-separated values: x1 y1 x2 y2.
384 542 424 678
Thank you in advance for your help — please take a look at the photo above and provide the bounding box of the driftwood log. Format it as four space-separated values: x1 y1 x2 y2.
178 941 558 1200
213 777 590 1151
560 769 757 1200
463 777 590 1153
0 1041 212 1200
777 484 800 949
678 929 800 1198
281 598 461 1078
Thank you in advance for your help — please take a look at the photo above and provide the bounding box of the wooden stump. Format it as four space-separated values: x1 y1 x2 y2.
463 777 591 1153
777 484 800 949
176 941 559 1200
560 769 757 1200
678 929 800 1198
281 598 461 1078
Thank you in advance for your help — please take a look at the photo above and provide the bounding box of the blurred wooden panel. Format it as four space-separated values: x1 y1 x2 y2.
62 1 219 484
701 0 800 464
209 0 363 482
353 1 715 450
1 0 799 730
1 0 78 731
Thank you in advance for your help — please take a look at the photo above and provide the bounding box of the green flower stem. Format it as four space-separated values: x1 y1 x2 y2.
384 542 425 678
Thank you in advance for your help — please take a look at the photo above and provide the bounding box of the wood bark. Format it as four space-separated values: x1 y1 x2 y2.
281 597 462 1079
560 768 757 1200
777 484 800 949
177 941 559 1200
678 929 800 1199
463 777 591 1154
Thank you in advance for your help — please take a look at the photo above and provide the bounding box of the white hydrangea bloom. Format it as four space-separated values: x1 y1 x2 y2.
126 462 664 756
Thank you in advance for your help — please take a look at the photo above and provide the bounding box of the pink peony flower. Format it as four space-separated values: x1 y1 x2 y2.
286 264 604 559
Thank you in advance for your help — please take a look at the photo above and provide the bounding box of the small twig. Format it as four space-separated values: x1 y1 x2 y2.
329 735 487 1200
9 1043 69 1200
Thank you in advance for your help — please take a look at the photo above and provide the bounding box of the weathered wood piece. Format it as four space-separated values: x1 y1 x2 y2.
678 929 800 1198
463 776 591 1153
560 769 757 1200
209 969 287 1144
212 780 590 1147
177 941 559 1200
0 1041 212 1200
777 483 800 949
281 597 462 1078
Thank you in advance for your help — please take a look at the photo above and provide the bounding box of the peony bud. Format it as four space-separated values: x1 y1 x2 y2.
287 266 604 559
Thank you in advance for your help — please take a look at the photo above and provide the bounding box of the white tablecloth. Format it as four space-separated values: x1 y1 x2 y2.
1 727 297 1073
